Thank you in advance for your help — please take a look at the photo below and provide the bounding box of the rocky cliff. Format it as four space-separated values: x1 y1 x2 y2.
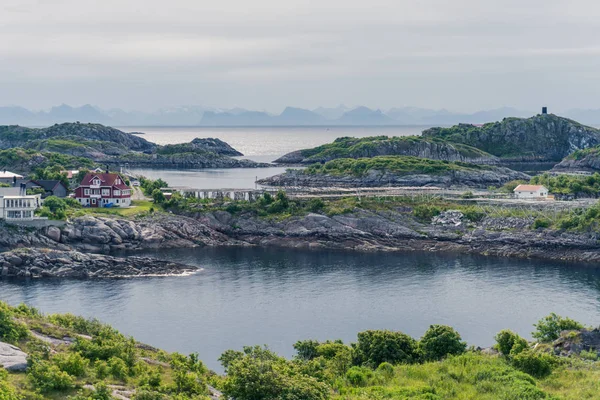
422 114 600 162
274 136 499 165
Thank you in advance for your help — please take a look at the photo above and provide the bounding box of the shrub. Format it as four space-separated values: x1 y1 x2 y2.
346 366 372 387
0 369 19 400
307 198 325 213
495 330 528 356
95 360 110 379
419 325 467 361
109 357 129 380
354 330 419 366
413 205 442 221
27 359 75 392
0 302 28 343
532 218 551 229
532 313 583 342
511 349 556 378
580 349 599 361
134 390 168 400
376 362 395 380
53 351 89 377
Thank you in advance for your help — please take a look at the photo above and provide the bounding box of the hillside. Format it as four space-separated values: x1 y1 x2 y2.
1 302 599 400
274 136 499 164
422 114 600 162
261 156 529 188
0 123 266 171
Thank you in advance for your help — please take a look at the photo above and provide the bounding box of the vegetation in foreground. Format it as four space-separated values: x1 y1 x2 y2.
1 301 599 400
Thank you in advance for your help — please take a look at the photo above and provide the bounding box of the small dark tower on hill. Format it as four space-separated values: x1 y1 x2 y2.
542 107 548 114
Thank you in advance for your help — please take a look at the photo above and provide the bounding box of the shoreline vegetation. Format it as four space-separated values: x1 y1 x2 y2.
0 302 599 399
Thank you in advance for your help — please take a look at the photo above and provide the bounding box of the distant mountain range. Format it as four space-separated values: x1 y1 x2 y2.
3 103 600 127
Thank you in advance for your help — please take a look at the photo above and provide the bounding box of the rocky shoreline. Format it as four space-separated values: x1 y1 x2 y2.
0 248 198 278
1 207 600 277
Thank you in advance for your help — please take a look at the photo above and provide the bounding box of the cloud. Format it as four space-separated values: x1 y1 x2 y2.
1 0 600 111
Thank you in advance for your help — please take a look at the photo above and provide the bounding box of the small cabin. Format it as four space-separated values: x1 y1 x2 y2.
513 184 548 199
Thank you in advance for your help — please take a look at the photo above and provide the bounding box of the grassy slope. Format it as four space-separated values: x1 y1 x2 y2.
1 302 212 400
299 136 493 161
305 156 490 177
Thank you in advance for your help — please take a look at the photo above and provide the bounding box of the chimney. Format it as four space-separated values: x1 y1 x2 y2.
542 107 548 115
20 183 26 196
105 164 109 174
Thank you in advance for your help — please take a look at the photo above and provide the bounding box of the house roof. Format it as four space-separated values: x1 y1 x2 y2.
514 184 547 192
79 173 129 189
0 170 24 179
31 180 66 192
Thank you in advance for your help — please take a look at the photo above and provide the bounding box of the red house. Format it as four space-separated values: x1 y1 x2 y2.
75 173 132 208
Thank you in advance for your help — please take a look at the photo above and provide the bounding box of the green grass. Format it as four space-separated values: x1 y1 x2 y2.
71 200 157 218
305 156 489 177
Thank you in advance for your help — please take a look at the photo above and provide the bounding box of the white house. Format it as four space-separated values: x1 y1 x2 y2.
0 186 40 221
513 184 549 199
0 170 24 185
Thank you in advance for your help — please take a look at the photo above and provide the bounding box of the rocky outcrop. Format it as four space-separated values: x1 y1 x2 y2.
159 138 243 156
553 329 600 357
258 167 530 189
0 248 197 278
422 114 600 162
274 136 499 165
0 342 28 371
109 152 268 169
552 146 600 173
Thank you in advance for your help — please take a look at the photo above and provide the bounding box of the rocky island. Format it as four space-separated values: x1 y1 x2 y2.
261 156 529 188
0 123 269 172
274 136 499 165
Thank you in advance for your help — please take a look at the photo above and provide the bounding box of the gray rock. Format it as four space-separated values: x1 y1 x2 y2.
0 341 28 371
46 226 61 242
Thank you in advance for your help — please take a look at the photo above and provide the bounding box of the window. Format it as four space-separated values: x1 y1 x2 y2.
84 189 90 195
93 179 100 185
114 190 120 196
102 188 110 196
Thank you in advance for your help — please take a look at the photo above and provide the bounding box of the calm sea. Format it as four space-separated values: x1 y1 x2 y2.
2 247 599 371
121 125 432 188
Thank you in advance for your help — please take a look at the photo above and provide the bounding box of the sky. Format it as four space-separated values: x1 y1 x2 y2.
1 0 600 113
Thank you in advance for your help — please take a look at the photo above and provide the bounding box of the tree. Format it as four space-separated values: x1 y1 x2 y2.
495 330 528 357
419 325 466 361
221 346 329 400
353 330 419 366
151 189 166 204
532 313 583 342
294 340 321 361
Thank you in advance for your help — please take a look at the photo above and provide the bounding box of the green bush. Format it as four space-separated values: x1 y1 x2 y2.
307 198 325 213
532 313 583 342
346 366 372 387
94 360 110 379
532 218 551 229
413 205 443 221
0 301 28 343
27 359 75 392
376 362 395 380
353 330 419 366
419 325 467 361
294 339 321 361
53 351 89 377
108 357 129 380
0 369 19 400
511 349 556 378
495 330 528 357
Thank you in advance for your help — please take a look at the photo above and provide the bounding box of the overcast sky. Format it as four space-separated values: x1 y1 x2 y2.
1 0 599 112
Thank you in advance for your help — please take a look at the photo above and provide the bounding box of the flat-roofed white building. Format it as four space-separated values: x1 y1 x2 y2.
0 187 41 221
513 184 549 199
